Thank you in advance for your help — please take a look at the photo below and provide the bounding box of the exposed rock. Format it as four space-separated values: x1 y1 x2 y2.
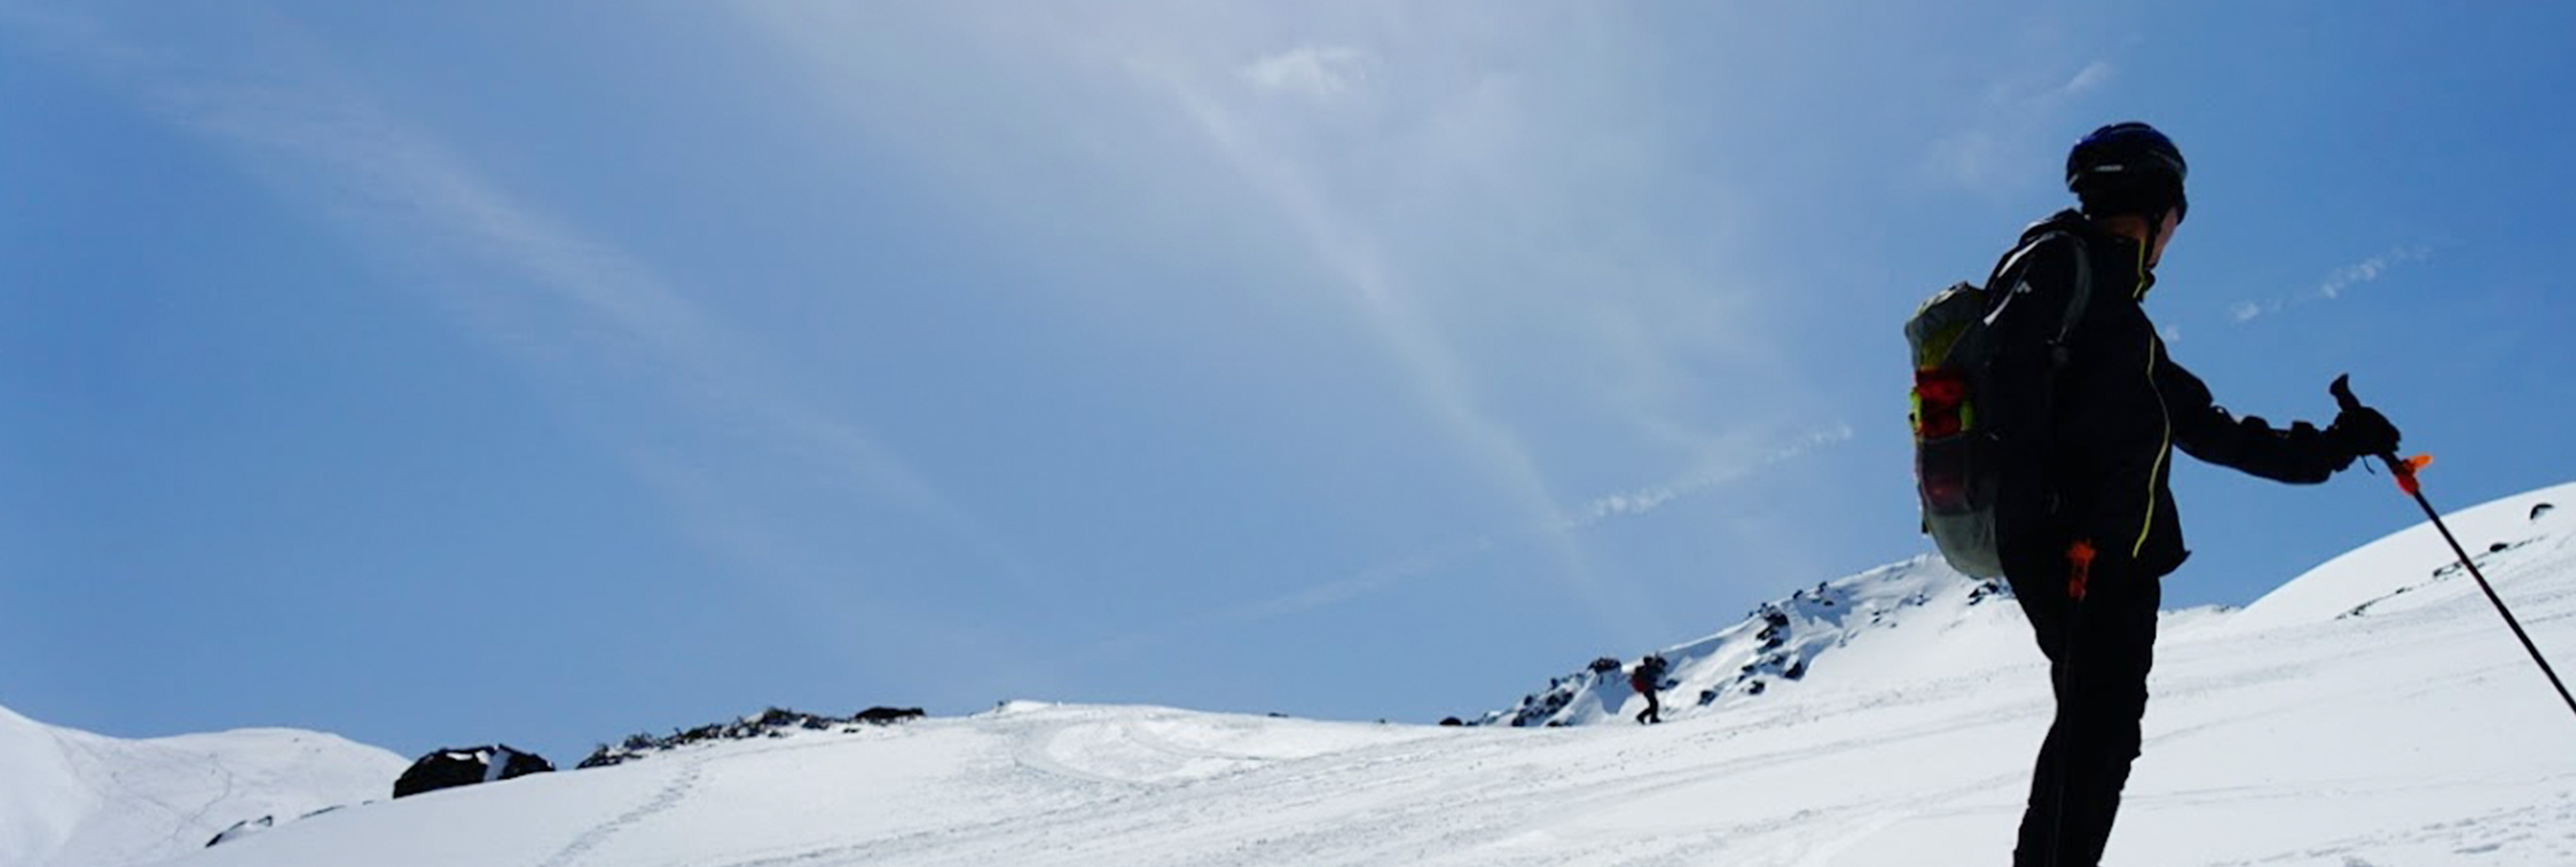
206 815 272 847
206 805 349 848
393 745 553 799
856 707 926 724
580 706 926 769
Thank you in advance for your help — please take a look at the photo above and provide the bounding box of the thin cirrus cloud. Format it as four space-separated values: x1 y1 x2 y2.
2056 60 2117 100
1304 423 1855 622
2231 244 2430 323
1159 55 1645 636
1182 25 1840 643
1086 422 1854 663
1566 424 1856 530
720 7 1671 637
34 10 1027 652
718 4 1677 642
1930 59 2119 189
1241 45 1371 101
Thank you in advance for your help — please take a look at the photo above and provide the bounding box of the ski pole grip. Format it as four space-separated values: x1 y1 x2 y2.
2330 373 2364 414
2333 373 2419 490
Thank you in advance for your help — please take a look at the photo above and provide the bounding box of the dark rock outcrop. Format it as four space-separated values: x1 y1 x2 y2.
393 744 553 798
579 706 927 769
855 707 926 724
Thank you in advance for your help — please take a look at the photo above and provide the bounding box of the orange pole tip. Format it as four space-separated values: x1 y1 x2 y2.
2392 454 2433 495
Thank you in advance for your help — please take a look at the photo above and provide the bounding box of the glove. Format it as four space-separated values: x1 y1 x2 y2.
2327 404 2403 464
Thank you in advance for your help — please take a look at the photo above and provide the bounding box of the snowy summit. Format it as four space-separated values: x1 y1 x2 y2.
1478 555 2022 728
0 705 401 867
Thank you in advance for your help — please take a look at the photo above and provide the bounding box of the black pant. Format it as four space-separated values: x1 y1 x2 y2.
1634 685 1661 724
2006 560 2160 867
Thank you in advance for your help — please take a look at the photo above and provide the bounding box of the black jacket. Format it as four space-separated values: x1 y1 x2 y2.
1985 210 2350 583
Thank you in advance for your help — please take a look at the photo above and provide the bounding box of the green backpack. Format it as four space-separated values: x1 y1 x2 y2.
1905 232 2091 579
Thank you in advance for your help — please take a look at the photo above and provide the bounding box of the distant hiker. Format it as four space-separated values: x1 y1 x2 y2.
1630 654 1669 724
1971 123 2400 866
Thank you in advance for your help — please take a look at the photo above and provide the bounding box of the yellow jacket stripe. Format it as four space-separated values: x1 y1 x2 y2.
2131 241 2172 559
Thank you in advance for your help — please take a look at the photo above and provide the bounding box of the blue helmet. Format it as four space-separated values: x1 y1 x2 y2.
2066 122 2188 221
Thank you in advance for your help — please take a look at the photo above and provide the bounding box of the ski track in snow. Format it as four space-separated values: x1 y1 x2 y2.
648 693 2057 867
3 712 402 867
536 758 710 867
45 723 244 859
2181 786 2576 865
165 751 240 851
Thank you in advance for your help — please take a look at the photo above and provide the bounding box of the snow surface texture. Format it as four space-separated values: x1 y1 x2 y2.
112 483 2576 864
0 704 404 867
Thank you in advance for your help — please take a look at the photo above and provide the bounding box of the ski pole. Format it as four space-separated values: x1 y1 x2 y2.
2333 375 2576 722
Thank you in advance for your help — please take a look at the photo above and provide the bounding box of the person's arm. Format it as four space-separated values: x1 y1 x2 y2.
2160 359 2350 483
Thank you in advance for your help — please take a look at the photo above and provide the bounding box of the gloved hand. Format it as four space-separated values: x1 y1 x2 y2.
2328 404 2403 464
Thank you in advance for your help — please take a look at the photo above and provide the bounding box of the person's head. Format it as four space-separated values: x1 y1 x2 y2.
2066 122 2188 266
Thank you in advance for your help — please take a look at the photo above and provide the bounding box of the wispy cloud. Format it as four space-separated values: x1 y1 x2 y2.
2319 245 2427 299
1240 423 1852 626
732 5 1812 654
1241 45 1370 101
1086 423 1853 663
1565 425 1855 528
1160 66 1643 634
2057 60 2116 99
2232 244 2431 323
1929 58 2119 189
29 9 1028 663
1161 18 1837 646
1216 536 1501 625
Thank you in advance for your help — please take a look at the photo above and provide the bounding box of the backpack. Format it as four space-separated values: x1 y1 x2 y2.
1906 232 2091 579
1630 656 1665 691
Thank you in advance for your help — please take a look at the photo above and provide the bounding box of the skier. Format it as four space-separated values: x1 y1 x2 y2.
1981 122 2401 867
1630 654 1668 724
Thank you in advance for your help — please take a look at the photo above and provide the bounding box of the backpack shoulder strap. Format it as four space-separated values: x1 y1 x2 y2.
1982 231 2095 360
2051 235 2093 361
1988 231 2062 286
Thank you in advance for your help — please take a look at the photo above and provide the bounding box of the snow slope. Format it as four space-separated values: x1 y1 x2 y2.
128 481 2576 865
2228 480 2574 631
0 704 404 867
1477 556 2032 728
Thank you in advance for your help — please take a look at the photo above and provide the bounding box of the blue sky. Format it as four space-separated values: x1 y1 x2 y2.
6 3 2573 762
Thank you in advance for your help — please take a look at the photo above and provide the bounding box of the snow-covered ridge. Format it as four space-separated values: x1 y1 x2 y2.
1484 480 2576 730
577 706 927 769
0 703 403 867
33 479 2576 866
2227 479 2576 632
1477 555 2018 727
